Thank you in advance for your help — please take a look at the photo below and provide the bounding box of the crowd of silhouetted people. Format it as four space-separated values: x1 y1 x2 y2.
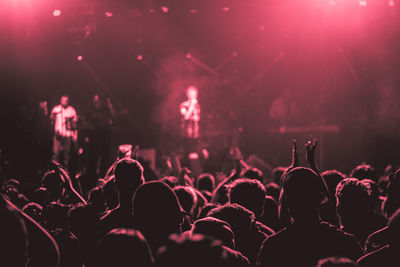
1 138 400 267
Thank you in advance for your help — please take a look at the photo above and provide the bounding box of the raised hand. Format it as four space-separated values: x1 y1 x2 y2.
305 138 319 173
290 139 299 168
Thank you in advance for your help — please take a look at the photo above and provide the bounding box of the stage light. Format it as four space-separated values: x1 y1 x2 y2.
222 7 230 12
232 51 238 57
189 9 198 14
388 0 395 6
359 0 367 6
105 11 113 18
161 6 169 13
137 54 143 61
77 55 83 61
53 9 61 17
185 53 192 59
330 0 337 5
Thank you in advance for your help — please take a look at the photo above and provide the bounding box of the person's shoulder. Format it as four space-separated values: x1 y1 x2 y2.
357 245 391 267
51 105 61 111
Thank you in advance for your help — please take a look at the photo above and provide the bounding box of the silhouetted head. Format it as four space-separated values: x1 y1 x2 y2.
335 178 370 219
114 158 144 198
197 173 215 193
272 166 286 185
191 217 235 249
383 168 400 217
280 167 328 222
96 228 152 267
243 168 264 183
132 181 184 238
350 164 379 183
160 176 178 188
155 234 227 267
207 203 255 249
198 203 218 219
227 178 266 218
40 171 64 202
321 170 346 202
173 186 198 216
317 256 357 267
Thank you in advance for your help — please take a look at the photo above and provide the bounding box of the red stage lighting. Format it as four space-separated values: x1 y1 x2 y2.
77 55 83 61
161 6 169 13
137 54 143 61
222 7 230 12
388 0 395 6
185 53 192 59
105 11 113 18
53 9 61 17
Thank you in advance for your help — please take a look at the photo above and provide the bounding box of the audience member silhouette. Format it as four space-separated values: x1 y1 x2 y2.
94 228 153 267
335 178 387 247
207 203 267 264
257 167 362 267
154 234 230 267
132 181 184 256
317 256 358 267
358 208 400 267
197 173 215 193
364 168 400 253
100 158 145 233
227 178 275 236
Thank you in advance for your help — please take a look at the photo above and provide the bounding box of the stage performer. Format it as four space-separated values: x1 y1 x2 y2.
50 94 78 170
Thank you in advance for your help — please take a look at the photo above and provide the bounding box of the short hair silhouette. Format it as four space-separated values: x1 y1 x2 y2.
336 178 370 217
317 256 357 267
114 158 144 194
197 173 215 192
321 170 346 201
242 168 264 183
95 228 152 267
174 186 198 215
227 178 266 217
383 168 400 217
191 217 235 249
155 234 227 267
350 164 379 183
272 166 286 185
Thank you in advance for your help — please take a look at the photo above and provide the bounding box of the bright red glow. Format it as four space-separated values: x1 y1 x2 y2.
137 54 143 61
189 9 198 14
185 53 192 59
222 7 230 12
53 9 61 17
105 11 113 18
77 55 83 61
388 0 395 6
161 6 169 13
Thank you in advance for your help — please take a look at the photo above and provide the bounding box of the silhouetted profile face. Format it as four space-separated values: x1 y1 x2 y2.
60 95 69 108
187 86 198 101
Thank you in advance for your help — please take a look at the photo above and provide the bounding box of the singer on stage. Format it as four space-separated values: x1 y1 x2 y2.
180 86 200 140
50 94 78 170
